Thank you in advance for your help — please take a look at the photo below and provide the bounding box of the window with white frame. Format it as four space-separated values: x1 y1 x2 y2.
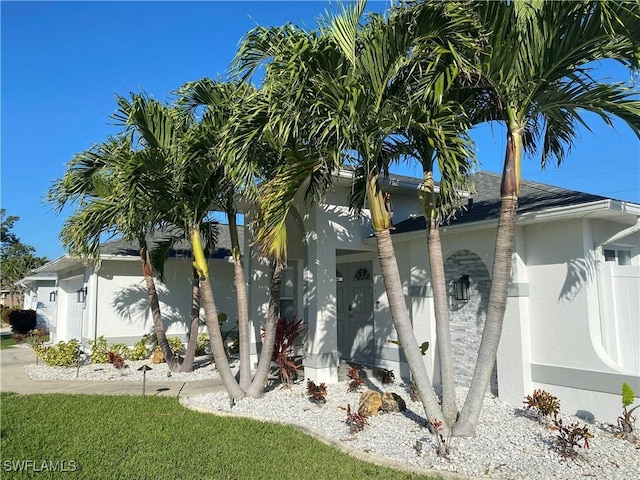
603 247 632 266
280 265 296 320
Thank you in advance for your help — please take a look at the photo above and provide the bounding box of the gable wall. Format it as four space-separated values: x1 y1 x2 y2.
93 258 237 344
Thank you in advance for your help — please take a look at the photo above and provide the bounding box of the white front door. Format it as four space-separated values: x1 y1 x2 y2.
60 276 85 341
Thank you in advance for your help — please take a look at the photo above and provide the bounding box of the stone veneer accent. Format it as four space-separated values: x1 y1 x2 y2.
444 249 497 394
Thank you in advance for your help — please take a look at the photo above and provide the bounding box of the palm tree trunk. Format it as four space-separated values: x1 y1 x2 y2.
228 202 251 390
246 259 282 398
454 130 520 437
421 170 458 425
375 229 449 435
426 218 458 425
178 268 201 373
139 243 180 372
192 227 245 400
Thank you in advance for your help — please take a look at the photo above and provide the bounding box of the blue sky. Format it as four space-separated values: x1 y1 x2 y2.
2 1 639 261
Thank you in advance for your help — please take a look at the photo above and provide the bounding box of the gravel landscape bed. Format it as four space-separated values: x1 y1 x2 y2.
23 354 639 479
25 355 226 383
184 380 639 480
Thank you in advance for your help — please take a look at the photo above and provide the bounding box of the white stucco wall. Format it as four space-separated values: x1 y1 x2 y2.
87 257 237 345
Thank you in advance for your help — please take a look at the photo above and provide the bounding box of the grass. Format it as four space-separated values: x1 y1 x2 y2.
0 332 49 350
0 393 435 479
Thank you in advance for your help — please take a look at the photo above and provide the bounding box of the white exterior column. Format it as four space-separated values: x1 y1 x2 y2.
302 206 339 384
497 228 532 405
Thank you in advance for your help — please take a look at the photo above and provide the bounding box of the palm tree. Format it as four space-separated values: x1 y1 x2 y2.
48 134 186 371
441 0 640 436
114 92 248 397
233 0 481 433
176 79 260 391
401 103 476 425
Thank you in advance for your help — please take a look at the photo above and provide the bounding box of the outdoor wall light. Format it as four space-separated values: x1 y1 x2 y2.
453 274 470 302
76 287 87 303
49 290 57 302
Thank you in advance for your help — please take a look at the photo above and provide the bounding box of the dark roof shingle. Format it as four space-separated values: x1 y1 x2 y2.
393 171 610 234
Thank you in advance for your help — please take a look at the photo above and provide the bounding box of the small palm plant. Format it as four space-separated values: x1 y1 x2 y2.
617 382 639 443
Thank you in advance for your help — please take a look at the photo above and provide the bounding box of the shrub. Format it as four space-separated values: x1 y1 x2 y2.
523 389 560 421
346 366 365 393
128 338 149 361
107 351 126 369
88 336 110 363
8 309 37 335
344 404 368 434
1 305 18 325
108 342 130 359
35 339 81 367
554 418 593 459
264 317 306 388
195 333 210 356
307 379 327 404
168 337 184 356
377 368 395 384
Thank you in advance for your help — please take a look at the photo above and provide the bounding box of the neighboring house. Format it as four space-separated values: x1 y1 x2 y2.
17 272 57 332
29 227 243 347
1 290 23 308
31 170 639 424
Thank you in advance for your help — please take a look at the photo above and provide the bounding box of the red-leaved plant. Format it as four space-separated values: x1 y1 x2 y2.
107 351 125 370
263 317 306 388
343 404 368 433
307 379 327 404
346 366 365 392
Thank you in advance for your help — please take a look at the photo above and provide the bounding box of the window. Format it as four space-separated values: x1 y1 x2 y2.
280 266 296 320
603 248 632 266
354 268 371 281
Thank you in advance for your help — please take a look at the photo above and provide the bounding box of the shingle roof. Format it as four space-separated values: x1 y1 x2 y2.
100 224 241 259
392 171 610 234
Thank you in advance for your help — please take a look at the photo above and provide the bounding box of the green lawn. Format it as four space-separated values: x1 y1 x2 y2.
0 393 435 479
0 333 49 350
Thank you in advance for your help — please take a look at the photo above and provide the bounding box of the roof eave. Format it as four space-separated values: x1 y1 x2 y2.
372 199 640 243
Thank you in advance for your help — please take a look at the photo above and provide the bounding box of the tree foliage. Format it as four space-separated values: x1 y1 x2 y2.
0 209 48 294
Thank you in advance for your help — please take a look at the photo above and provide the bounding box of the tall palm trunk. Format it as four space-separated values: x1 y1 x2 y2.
246 259 282 398
454 129 520 437
139 242 180 371
420 170 458 425
178 268 201 373
227 199 252 390
376 229 450 435
192 227 245 400
368 176 449 432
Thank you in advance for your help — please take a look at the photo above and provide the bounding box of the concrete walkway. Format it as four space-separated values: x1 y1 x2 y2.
0 342 227 398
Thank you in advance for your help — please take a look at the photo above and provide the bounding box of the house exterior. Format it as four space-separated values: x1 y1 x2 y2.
29 228 243 347
17 272 57 331
30 170 639 424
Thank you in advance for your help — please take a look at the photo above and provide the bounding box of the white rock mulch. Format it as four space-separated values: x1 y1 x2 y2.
24 356 226 383
183 380 640 480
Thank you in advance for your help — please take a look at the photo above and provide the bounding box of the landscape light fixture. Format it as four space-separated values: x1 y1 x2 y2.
453 274 470 302
138 364 153 396
76 287 87 303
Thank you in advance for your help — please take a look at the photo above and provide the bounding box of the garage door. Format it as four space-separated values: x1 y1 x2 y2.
59 276 85 341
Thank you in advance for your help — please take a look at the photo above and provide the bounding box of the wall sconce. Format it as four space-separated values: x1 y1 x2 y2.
453 274 470 302
76 287 87 303
49 290 57 302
